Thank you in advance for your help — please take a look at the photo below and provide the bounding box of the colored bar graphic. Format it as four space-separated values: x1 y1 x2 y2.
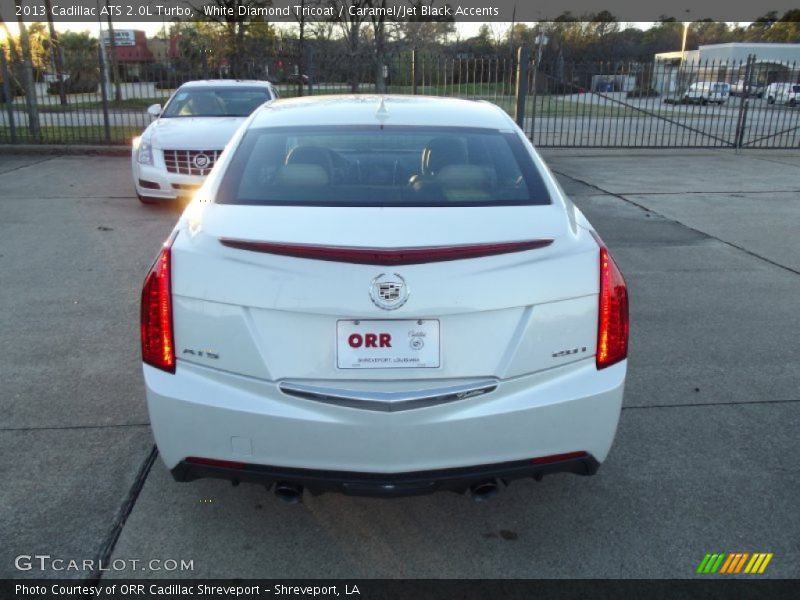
710 554 726 573
745 554 763 574
734 553 750 573
696 554 712 574
719 553 736 574
699 552 773 575
758 553 773 574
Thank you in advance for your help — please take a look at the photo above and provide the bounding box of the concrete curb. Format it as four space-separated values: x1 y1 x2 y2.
0 144 129 157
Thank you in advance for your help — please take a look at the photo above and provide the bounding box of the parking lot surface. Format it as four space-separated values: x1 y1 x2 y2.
1 149 798 579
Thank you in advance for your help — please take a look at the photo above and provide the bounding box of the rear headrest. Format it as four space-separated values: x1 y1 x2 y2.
274 164 330 186
422 137 468 175
436 165 493 201
286 146 333 169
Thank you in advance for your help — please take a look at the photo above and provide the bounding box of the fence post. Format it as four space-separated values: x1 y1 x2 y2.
735 54 754 150
411 47 418 95
514 45 529 129
98 46 112 144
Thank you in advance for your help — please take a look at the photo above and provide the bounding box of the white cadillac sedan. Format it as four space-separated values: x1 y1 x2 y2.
132 80 276 204
141 96 628 502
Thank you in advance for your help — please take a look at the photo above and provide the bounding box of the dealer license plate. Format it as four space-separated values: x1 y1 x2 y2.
336 320 440 369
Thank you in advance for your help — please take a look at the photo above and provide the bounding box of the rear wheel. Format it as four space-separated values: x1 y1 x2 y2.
790 98 797 107
768 96 775 105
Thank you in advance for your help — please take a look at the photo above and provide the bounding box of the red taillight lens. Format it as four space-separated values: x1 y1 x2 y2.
141 233 177 373
531 451 588 465
593 232 629 369
186 457 246 470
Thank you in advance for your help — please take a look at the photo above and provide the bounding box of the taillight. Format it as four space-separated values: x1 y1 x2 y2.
141 232 177 373
592 231 629 369
531 451 588 465
186 457 246 470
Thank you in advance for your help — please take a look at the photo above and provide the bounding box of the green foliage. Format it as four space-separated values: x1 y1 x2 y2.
49 32 99 94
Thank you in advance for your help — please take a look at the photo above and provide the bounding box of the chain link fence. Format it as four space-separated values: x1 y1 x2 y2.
1 44 799 148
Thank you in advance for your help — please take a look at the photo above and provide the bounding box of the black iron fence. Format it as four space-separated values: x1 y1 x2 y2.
2 46 799 149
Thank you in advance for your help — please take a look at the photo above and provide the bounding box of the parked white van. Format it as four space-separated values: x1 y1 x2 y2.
771 83 800 106
683 82 730 105
766 82 792 104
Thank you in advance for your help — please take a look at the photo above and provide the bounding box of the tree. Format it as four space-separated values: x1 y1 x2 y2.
399 1 455 50
327 1 370 92
43 0 66 104
190 0 275 78
15 3 40 139
56 32 100 93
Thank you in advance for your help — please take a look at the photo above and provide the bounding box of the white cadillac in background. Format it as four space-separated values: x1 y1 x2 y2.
131 80 276 204
141 96 629 503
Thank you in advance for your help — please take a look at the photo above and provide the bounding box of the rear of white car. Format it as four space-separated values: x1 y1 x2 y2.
141 96 628 501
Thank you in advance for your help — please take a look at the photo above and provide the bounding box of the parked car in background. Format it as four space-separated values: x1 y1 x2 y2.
140 95 629 503
132 80 277 204
766 82 792 104
683 82 730 105
730 79 764 98
772 83 800 106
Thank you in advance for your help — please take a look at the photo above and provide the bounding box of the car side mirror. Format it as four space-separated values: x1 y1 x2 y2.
147 104 162 117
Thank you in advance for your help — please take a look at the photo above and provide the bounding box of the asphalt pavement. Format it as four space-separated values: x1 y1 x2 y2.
1 149 798 579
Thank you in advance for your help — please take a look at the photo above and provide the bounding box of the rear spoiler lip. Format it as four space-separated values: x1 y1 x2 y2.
217 238 554 266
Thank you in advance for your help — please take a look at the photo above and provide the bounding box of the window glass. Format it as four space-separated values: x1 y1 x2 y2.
216 126 552 207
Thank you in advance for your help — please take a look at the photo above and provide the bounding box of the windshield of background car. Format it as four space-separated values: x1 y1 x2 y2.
162 87 271 117
216 126 552 207
712 84 728 93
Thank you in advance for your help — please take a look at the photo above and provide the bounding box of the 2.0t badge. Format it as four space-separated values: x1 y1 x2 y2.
369 273 409 310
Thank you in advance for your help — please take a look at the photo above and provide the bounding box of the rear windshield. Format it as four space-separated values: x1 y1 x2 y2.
162 87 272 117
712 83 729 92
216 126 551 207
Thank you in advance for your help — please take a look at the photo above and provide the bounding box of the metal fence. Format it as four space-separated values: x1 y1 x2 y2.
2 45 800 149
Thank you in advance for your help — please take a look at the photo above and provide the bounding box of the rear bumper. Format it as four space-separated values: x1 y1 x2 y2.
145 358 625 492
171 454 600 497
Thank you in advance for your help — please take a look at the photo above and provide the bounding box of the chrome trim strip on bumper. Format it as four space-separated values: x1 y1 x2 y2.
278 379 498 412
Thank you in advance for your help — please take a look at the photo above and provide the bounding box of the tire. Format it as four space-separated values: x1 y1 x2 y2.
790 99 797 107
701 98 708 106
768 96 775 105
137 194 163 205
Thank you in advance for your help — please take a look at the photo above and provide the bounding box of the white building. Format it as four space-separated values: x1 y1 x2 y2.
653 43 800 96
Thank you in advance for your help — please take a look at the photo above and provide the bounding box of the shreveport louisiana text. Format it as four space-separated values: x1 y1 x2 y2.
16 583 361 597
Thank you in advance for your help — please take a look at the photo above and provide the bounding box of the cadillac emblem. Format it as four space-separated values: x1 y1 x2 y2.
369 273 409 310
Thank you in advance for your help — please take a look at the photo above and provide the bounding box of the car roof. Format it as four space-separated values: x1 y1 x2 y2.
249 95 515 129
179 80 274 88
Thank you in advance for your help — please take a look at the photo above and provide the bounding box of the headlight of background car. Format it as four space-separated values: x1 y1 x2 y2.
137 140 154 166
